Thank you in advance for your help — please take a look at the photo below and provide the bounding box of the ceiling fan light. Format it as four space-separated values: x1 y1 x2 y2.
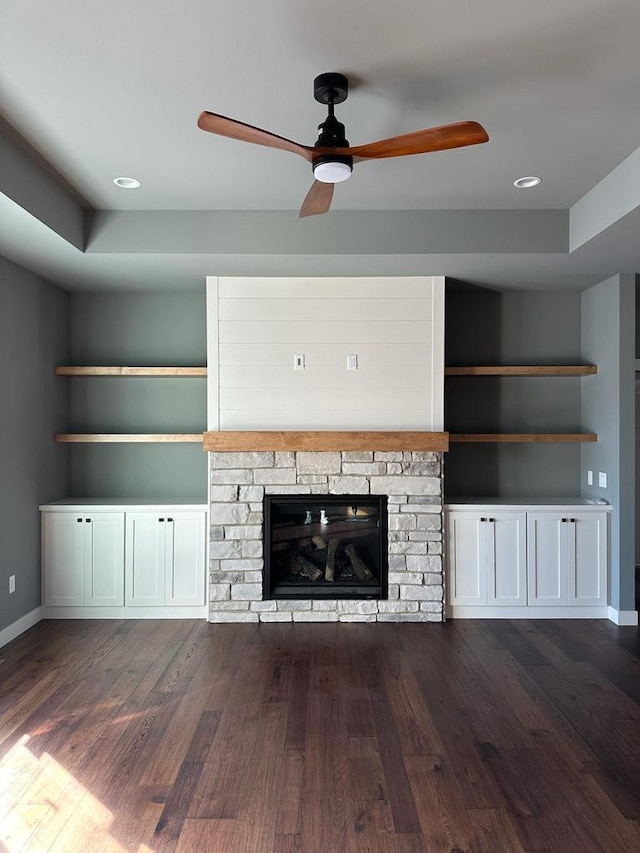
313 160 352 183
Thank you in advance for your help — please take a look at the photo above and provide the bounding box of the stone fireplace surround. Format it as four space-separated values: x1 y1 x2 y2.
207 447 444 623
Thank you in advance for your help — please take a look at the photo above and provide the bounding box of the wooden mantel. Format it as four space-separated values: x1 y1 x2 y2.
202 431 450 452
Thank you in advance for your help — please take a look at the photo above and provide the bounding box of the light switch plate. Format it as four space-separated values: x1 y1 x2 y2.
598 471 607 488
587 470 593 486
346 354 358 370
293 353 305 370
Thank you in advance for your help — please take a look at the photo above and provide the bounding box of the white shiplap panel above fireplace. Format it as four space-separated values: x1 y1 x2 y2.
206 276 444 432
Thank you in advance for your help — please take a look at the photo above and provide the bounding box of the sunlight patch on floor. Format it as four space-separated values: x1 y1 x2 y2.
0 734 154 852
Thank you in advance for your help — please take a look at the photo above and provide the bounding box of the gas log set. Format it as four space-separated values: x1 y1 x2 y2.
263 495 388 600
288 536 374 584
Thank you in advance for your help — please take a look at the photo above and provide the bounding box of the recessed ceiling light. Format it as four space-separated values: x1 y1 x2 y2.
513 175 542 189
113 176 141 189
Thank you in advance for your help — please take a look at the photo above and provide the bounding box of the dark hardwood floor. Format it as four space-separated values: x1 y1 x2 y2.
1 617 639 852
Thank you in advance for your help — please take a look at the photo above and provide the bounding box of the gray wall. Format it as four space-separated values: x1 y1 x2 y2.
636 276 640 358
445 287 583 497
581 275 636 613
635 276 640 566
68 292 207 499
0 257 69 633
635 383 640 565
69 292 206 364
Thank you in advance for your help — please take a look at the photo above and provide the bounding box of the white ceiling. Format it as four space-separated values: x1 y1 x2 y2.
1 0 639 291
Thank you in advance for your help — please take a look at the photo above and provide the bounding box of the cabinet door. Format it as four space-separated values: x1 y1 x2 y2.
567 512 607 605
84 513 125 606
43 512 85 606
486 512 527 606
527 513 566 605
447 512 486 605
125 513 166 606
164 511 206 606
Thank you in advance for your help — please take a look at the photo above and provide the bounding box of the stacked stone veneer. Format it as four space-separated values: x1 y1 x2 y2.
208 450 444 623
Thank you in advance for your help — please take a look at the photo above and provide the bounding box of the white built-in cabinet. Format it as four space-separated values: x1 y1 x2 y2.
42 511 125 608
527 511 607 607
445 500 610 618
125 511 205 608
40 500 208 618
446 511 527 607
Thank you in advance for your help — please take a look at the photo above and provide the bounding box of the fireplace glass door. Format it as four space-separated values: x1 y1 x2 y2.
264 495 388 599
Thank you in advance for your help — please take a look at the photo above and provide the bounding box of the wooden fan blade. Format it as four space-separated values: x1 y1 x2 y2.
299 181 334 218
197 111 314 161
345 121 489 160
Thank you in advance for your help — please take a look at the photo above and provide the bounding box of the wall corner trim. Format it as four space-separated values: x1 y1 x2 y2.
607 606 639 626
0 606 43 650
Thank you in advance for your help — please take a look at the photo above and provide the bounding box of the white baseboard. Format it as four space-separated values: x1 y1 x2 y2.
447 605 609 619
0 606 43 650
445 604 638 625
124 605 207 619
607 606 639 626
42 605 207 619
43 606 125 619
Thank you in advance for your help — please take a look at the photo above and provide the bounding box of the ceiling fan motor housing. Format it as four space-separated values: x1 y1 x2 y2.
313 73 353 181
315 112 349 148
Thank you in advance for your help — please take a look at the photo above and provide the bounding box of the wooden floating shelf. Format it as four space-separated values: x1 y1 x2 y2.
445 365 597 376
449 433 597 444
54 434 204 443
203 430 450 452
54 366 207 377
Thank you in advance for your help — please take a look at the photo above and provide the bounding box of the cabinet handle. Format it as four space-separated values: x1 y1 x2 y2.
77 518 82 522
561 518 568 523
489 518 495 523
159 518 165 522
481 517 487 522
167 517 173 523
86 518 91 523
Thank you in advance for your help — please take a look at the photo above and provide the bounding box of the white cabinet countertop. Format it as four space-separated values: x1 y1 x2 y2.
445 497 611 511
40 498 208 511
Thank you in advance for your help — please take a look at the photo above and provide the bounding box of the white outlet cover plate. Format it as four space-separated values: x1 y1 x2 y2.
598 472 607 488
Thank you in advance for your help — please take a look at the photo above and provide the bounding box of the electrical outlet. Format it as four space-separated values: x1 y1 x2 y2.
293 353 305 370
346 354 358 370
598 471 607 488
9 575 15 594
587 470 593 486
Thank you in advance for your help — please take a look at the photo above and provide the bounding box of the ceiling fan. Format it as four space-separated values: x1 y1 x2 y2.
197 72 489 218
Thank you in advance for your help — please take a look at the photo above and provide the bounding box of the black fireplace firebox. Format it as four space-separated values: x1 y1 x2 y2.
264 494 388 599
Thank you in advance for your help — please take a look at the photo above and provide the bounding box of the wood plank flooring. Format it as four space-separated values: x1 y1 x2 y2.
0 618 639 852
